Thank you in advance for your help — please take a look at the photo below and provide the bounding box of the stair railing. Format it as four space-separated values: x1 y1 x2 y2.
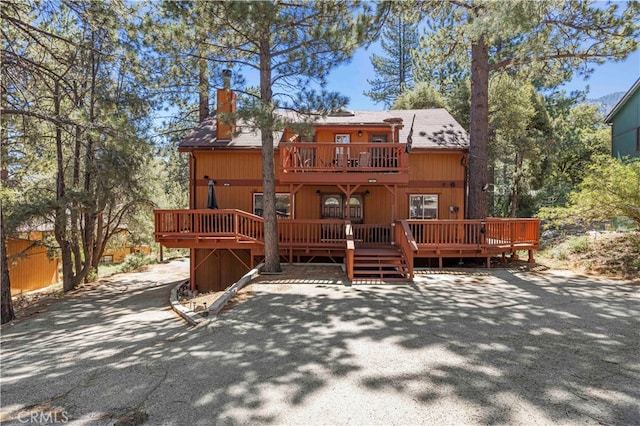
394 220 418 279
345 221 355 281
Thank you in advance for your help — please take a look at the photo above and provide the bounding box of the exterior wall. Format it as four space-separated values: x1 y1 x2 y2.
191 149 466 221
314 127 395 143
192 150 280 210
611 88 640 159
186 144 466 291
193 248 251 293
7 238 60 296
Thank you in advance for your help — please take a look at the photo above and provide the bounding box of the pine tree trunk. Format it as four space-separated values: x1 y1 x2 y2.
467 37 489 219
259 31 281 273
510 152 522 217
1 200 16 324
199 56 209 123
53 80 74 293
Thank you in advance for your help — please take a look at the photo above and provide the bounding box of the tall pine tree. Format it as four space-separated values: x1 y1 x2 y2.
158 1 382 273
410 0 639 218
364 11 419 108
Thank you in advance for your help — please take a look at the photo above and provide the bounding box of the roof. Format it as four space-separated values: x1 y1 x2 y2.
604 77 640 123
179 109 468 151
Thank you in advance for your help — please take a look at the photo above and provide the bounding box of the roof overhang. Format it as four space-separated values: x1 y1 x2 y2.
604 77 640 124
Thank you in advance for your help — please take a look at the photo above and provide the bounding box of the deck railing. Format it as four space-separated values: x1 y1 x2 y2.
281 142 409 174
154 209 264 242
352 223 392 247
407 218 540 251
276 219 347 247
155 210 540 268
394 220 418 279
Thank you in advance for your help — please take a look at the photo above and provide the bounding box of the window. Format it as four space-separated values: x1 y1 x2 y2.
253 193 292 218
335 134 350 144
100 255 114 265
321 194 363 223
409 194 438 219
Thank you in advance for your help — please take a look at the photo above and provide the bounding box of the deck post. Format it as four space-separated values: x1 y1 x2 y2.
528 249 535 263
189 248 196 291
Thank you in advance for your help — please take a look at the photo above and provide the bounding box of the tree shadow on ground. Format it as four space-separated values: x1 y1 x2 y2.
1 265 638 425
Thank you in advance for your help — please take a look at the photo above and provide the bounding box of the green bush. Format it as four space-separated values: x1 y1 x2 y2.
567 236 590 254
119 253 156 273
539 158 640 227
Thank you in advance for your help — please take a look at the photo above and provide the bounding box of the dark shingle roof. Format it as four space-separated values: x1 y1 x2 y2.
179 109 468 151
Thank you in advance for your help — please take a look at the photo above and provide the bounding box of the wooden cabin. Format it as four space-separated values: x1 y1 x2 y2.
155 79 540 292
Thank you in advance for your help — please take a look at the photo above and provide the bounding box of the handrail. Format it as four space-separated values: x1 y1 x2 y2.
154 209 265 242
407 218 540 250
345 221 355 281
394 220 418 279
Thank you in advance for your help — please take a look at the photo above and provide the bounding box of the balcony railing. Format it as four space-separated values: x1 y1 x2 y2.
280 142 409 182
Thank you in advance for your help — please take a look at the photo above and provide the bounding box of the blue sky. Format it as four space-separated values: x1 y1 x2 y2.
327 45 640 110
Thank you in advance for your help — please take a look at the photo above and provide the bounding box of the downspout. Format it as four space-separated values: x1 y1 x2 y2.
190 150 197 291
191 151 197 209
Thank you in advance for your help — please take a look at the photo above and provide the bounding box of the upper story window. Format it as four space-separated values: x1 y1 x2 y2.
335 134 350 144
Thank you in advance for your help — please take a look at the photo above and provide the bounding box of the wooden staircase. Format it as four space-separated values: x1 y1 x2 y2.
352 246 411 282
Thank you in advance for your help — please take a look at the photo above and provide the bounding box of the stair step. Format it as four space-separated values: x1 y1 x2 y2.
355 249 402 255
355 259 406 264
351 245 410 281
353 270 407 276
352 277 410 283
354 256 403 260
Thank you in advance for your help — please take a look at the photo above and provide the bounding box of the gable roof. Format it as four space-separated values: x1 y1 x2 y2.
604 77 640 124
179 109 468 151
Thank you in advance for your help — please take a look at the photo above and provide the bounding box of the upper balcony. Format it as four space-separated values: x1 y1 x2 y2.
279 142 409 185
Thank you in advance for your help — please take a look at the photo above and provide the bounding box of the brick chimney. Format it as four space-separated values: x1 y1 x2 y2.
216 69 236 140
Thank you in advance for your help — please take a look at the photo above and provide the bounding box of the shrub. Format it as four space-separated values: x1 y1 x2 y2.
119 253 155 273
567 236 590 254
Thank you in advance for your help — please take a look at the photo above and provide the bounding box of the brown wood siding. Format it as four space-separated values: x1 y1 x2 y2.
293 186 322 219
190 149 465 220
315 127 394 143
409 152 465 181
193 151 286 210
196 151 263 179
193 248 251 292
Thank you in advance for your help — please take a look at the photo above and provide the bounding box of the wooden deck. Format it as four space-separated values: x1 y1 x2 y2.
279 142 409 184
154 209 540 279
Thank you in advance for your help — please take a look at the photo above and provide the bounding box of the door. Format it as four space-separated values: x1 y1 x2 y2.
335 134 350 166
321 194 363 223
371 134 387 168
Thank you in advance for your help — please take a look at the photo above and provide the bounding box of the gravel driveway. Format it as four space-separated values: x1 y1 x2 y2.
1 260 638 425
